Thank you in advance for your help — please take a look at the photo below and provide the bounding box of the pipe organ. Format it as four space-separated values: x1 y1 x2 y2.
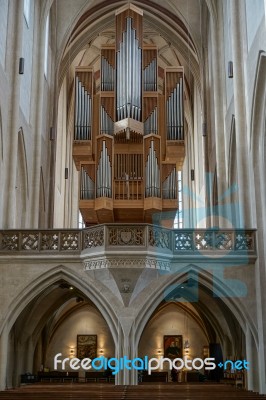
74 70 93 141
166 71 184 140
73 3 185 226
80 166 94 200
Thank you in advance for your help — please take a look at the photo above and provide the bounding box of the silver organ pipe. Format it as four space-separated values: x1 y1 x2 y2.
84 89 87 139
179 77 183 140
162 168 177 199
116 17 142 121
144 107 158 135
166 76 184 140
100 105 114 135
74 76 92 140
96 141 112 198
80 167 95 200
101 57 114 91
78 81 82 138
145 141 160 197
143 58 157 91
75 77 79 139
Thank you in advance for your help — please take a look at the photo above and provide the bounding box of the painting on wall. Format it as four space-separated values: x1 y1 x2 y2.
164 335 183 359
77 335 97 359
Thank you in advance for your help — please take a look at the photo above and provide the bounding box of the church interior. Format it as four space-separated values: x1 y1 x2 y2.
0 0 266 398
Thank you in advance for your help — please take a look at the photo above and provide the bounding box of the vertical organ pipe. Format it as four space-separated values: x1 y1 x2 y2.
162 169 177 199
116 17 142 121
74 77 92 140
143 59 157 91
166 77 184 140
96 141 111 198
80 167 94 199
102 57 114 91
75 77 78 139
78 81 82 139
180 77 183 139
145 141 160 197
84 90 88 140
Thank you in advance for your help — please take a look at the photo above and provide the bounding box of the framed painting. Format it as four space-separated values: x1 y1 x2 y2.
77 335 97 359
164 335 183 359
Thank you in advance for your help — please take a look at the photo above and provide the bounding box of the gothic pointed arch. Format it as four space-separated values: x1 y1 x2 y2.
132 264 258 351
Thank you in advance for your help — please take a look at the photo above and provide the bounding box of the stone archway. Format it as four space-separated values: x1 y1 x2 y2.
129 265 258 387
0 265 120 389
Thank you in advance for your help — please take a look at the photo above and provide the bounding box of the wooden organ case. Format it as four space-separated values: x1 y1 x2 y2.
73 4 185 226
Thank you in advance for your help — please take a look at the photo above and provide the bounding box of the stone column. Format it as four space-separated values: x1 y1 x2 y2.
209 6 227 227
0 327 9 390
2 2 24 228
25 338 34 372
229 0 252 228
115 314 137 385
29 10 47 227
245 325 254 391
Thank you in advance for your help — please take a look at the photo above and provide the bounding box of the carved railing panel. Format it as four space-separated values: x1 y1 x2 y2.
175 231 193 251
108 226 145 246
0 230 82 252
148 226 171 249
0 232 19 251
215 231 233 250
235 231 254 251
195 231 213 250
61 232 80 251
41 232 59 251
83 226 104 249
22 233 39 251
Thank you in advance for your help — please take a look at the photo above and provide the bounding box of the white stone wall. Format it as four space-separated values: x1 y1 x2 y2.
139 303 207 362
0 0 8 68
245 0 264 50
45 306 115 371
222 0 234 108
20 2 34 122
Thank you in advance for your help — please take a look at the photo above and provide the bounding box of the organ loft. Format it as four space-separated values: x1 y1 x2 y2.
72 3 185 226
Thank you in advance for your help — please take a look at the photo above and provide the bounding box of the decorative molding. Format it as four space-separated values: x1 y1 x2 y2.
84 257 170 271
83 227 104 248
148 226 171 249
108 226 145 246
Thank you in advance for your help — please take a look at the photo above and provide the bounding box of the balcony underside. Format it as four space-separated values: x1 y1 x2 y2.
80 198 179 225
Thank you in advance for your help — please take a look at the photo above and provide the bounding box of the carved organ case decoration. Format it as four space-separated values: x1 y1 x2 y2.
72 3 185 226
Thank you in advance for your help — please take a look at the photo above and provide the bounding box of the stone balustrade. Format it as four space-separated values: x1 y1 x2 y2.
0 225 256 256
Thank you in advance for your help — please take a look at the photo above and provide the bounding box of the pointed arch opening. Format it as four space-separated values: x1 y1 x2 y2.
1 267 118 388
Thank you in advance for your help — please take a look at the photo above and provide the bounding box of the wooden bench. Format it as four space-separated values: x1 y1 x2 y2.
85 371 109 383
141 371 168 383
37 371 79 383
